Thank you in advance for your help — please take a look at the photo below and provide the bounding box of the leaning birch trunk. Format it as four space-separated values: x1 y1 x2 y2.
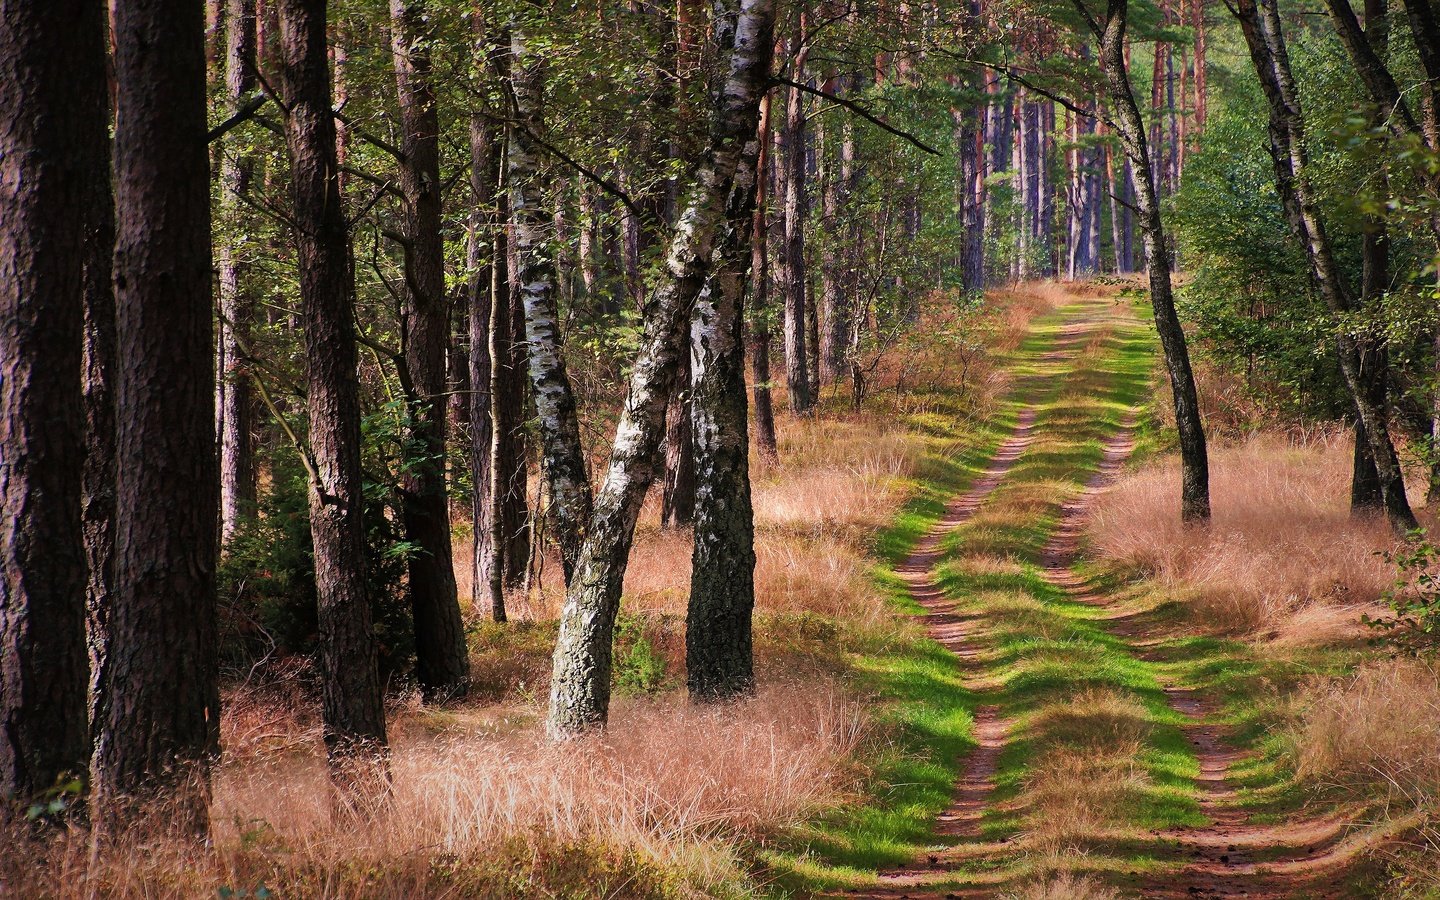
687 130 763 701
1234 0 1417 533
1094 0 1211 523
547 0 776 737
508 24 593 582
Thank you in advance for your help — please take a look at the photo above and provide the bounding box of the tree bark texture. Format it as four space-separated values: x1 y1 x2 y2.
390 0 469 701
781 26 814 415
750 94 780 460
0 0 95 806
547 0 776 737
95 0 220 831
276 0 390 791
688 123 762 701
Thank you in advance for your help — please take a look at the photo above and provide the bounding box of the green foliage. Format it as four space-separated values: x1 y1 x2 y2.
1364 534 1440 656
219 433 415 683
612 614 671 696
22 773 84 823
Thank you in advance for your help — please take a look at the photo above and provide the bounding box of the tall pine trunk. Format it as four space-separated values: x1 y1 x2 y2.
389 0 469 701
781 23 814 415
0 0 96 808
750 95 781 459
276 0 390 795
95 0 220 831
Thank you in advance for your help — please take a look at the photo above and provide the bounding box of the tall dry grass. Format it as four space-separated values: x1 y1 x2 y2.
1294 659 1440 802
3 681 866 898
1090 433 1400 641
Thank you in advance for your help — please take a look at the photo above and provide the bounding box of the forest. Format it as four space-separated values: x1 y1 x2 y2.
2 0 1440 895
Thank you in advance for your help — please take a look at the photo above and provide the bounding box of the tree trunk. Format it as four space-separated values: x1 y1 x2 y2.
818 75 852 384
509 24 593 583
275 0 390 797
82 10 117 735
781 24 814 415
547 0 776 737
750 95 781 460
1236 0 1417 533
1097 0 1211 523
661 353 697 527
0 0 96 809
495 203 532 594
957 64 986 292
468 13 501 619
389 0 468 702
688 130 762 701
217 0 258 546
95 0 219 832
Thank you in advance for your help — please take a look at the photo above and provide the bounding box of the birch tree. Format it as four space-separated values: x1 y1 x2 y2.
547 0 777 736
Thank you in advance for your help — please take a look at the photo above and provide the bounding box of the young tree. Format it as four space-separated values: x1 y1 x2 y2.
389 0 469 702
547 0 777 736
509 17 593 583
94 0 220 832
0 0 96 808
780 20 815 416
1085 0 1212 522
276 0 389 790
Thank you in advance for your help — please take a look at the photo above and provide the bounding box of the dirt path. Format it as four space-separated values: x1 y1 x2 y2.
830 300 1365 899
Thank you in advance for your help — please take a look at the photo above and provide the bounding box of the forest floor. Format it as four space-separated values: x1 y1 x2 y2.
772 289 1394 899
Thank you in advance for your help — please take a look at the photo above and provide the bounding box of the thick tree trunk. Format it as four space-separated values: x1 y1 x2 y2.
781 26 814 415
750 95 781 459
95 0 220 831
688 132 762 701
509 26 593 583
218 0 258 546
547 0 775 737
0 0 95 808
1096 0 1211 523
389 0 468 701
1236 0 1416 533
276 0 390 796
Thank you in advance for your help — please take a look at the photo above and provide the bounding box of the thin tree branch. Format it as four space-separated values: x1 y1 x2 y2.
771 76 942 155
208 93 269 142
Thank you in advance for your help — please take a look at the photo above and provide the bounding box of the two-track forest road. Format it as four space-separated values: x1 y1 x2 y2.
825 291 1356 900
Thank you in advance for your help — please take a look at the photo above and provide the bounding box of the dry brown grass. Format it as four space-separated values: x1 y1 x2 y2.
4 681 866 898
1090 432 1401 641
1004 872 1123 900
1294 658 1440 801
1022 742 1152 855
